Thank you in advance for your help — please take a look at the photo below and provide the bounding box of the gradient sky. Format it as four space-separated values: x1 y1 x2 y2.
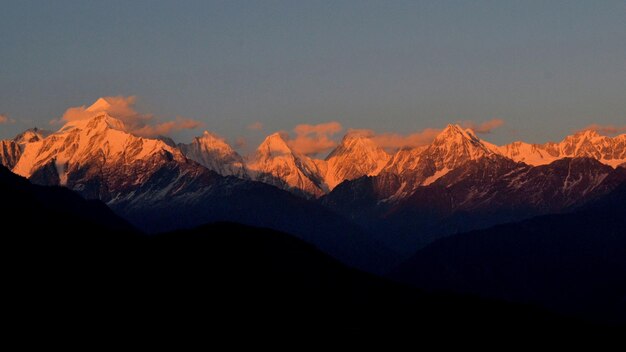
1 0 625 151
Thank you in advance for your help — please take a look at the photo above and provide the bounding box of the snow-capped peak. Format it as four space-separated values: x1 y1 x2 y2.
196 130 234 150
429 124 493 164
497 130 626 167
86 97 113 112
323 132 390 189
59 113 127 134
179 130 246 177
573 129 601 139
433 124 482 147
380 123 496 196
12 113 178 184
248 132 326 197
13 128 51 146
256 132 293 157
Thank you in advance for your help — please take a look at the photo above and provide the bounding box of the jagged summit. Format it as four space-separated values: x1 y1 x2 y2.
324 132 390 189
432 124 486 150
248 132 326 197
3 109 626 200
256 132 293 157
497 130 626 167
86 97 114 112
572 129 601 139
13 128 51 145
11 113 180 189
59 113 127 133
179 130 246 177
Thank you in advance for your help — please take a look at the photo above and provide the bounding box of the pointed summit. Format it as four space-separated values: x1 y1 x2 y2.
248 132 326 197
381 123 496 195
429 123 493 168
179 131 246 177
324 132 390 189
86 97 113 112
256 132 293 157
433 124 481 146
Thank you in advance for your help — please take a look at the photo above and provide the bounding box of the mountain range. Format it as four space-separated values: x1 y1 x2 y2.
2 98 626 262
2 98 625 328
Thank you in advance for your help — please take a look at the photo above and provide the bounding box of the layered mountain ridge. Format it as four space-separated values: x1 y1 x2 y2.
4 108 626 200
2 100 626 260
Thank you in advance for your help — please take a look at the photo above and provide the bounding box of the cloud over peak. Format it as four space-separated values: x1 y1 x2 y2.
458 118 505 134
54 96 202 137
287 121 343 155
576 124 626 136
277 119 505 154
347 128 441 150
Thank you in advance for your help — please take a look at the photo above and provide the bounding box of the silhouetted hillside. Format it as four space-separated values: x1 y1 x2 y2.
0 165 135 234
391 183 626 325
2 165 620 337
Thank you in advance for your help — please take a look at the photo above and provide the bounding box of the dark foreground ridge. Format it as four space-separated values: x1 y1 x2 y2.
392 182 626 326
1 165 621 338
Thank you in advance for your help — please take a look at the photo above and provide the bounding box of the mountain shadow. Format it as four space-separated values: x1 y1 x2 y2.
3 165 619 337
391 182 626 325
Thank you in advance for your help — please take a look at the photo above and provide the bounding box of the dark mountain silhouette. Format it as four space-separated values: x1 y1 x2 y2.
0 165 134 233
323 157 626 254
3 165 619 337
391 182 626 325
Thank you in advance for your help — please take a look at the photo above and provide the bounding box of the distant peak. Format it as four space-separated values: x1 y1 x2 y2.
263 132 289 144
574 129 601 138
257 132 292 156
342 130 373 140
60 113 126 133
436 123 478 141
13 127 51 144
191 130 235 152
86 97 112 112
442 124 465 132
199 130 223 140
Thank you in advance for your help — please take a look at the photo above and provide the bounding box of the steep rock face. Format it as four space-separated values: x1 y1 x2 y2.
350 124 499 201
498 130 626 167
247 133 326 198
323 134 390 189
0 140 21 169
394 157 622 218
13 128 51 147
179 131 247 178
1 128 52 169
323 155 626 254
12 114 191 201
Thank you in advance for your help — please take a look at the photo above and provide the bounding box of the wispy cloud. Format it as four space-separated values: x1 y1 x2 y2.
247 121 264 131
53 96 202 137
347 128 442 150
287 121 343 155
0 114 15 124
458 118 505 134
131 117 202 137
234 136 247 149
576 124 626 136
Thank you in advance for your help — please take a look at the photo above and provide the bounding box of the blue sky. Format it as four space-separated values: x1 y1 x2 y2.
1 0 624 151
